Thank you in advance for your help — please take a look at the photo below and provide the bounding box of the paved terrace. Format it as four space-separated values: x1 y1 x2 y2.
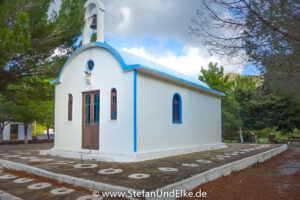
0 143 284 192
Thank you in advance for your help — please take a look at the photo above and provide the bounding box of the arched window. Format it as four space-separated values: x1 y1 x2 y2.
172 93 182 123
111 88 117 120
68 94 73 121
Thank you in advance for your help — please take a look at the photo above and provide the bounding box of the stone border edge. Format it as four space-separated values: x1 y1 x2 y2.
147 144 287 200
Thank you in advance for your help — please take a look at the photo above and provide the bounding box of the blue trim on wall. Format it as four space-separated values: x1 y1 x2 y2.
50 42 225 97
133 70 137 152
129 65 225 96
50 42 132 84
172 93 182 124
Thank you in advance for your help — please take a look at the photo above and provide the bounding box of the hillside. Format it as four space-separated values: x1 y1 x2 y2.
225 73 263 86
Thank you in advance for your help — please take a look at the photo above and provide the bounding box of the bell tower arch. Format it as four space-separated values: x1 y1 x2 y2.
82 0 105 45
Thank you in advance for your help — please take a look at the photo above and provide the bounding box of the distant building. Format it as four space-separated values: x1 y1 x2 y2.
3 122 32 141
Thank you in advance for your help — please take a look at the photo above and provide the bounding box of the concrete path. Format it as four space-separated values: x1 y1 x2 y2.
0 143 286 199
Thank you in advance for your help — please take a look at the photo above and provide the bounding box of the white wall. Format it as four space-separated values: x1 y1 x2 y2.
136 72 222 153
3 123 32 141
54 47 134 153
3 124 10 140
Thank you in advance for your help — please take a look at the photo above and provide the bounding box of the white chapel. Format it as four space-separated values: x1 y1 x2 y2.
43 0 226 162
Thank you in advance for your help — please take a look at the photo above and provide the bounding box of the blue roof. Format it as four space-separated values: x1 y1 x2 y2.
51 42 225 96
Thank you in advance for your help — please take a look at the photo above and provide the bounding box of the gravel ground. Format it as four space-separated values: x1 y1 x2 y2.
179 146 300 200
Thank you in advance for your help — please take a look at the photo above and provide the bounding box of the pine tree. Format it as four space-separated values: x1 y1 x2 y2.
5 75 54 143
0 0 86 93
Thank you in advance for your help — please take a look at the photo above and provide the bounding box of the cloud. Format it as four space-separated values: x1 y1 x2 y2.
117 7 132 32
50 0 247 75
123 45 243 79
103 0 201 43
101 0 246 74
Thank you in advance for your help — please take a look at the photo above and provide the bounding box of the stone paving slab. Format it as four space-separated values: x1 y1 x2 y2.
0 143 284 192
0 166 91 200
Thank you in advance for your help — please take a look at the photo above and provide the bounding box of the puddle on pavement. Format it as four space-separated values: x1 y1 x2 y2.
279 161 300 175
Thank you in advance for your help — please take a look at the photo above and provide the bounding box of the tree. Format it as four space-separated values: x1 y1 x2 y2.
200 62 300 141
230 75 300 138
190 0 300 98
33 78 54 140
39 101 54 140
37 93 54 140
199 62 233 92
0 0 85 93
246 95 300 136
221 89 241 141
13 102 38 143
273 97 300 135
232 76 257 141
6 76 54 143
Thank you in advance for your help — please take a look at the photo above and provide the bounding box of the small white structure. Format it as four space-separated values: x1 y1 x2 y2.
44 0 226 162
3 122 32 141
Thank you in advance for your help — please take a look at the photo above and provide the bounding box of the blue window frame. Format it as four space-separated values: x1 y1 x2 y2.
86 59 94 72
111 88 117 120
94 93 100 125
84 94 91 124
172 93 182 124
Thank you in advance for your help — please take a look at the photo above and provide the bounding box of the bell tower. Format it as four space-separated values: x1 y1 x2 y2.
82 0 105 45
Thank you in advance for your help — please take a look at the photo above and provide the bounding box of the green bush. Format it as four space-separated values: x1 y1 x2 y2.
274 131 296 142
255 127 277 138
222 139 233 143
250 127 296 143
32 123 47 136
258 138 268 144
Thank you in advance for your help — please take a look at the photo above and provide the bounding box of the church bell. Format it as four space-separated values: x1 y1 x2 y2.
90 14 97 30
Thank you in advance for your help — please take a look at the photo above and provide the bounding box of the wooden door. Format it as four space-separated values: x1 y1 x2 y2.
82 90 100 150
10 124 18 140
